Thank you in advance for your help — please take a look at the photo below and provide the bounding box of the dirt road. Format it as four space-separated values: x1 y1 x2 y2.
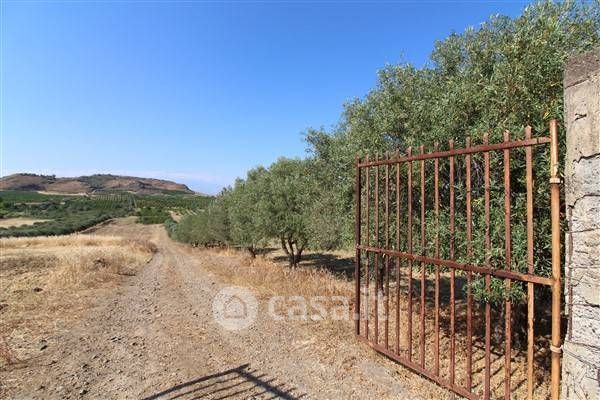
1 220 439 399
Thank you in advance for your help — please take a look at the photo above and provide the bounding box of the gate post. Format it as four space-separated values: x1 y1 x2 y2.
550 120 561 400
561 48 600 400
355 156 362 336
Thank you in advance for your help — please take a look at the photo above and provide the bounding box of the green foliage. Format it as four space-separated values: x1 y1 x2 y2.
0 190 210 237
166 193 231 246
205 193 232 244
136 207 172 224
166 213 210 244
0 192 134 237
262 160 311 245
0 190 71 203
227 167 269 252
167 159 316 265
302 1 598 302
134 193 212 210
470 277 525 304
305 1 599 252
0 197 7 219
167 1 598 294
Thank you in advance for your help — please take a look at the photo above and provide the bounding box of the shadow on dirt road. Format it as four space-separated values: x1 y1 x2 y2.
142 363 306 400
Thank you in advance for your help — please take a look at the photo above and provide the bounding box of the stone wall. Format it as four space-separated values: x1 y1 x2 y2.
561 48 600 400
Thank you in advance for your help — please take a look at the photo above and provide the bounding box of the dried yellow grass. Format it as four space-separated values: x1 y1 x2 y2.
1 235 156 288
2 234 143 249
0 234 157 366
1 235 156 289
193 247 453 399
204 250 353 300
49 246 151 287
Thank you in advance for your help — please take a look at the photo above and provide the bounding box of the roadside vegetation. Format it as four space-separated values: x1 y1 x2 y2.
166 1 600 298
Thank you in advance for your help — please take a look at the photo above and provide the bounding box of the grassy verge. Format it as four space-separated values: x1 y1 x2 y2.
0 234 156 366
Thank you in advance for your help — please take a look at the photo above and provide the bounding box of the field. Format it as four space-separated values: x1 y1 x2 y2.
0 190 212 237
0 218 453 399
0 230 156 370
0 217 48 228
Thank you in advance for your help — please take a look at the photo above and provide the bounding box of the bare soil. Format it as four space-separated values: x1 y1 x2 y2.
0 218 450 400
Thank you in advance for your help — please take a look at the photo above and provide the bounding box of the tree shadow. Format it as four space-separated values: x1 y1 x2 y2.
142 364 306 400
256 247 278 256
273 252 355 279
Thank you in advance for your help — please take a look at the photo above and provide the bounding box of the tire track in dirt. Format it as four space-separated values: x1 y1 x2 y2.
3 220 429 399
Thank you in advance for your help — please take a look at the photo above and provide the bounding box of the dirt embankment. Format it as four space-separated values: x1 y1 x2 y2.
0 218 444 400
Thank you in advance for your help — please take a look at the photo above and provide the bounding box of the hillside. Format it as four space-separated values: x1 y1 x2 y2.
0 173 194 195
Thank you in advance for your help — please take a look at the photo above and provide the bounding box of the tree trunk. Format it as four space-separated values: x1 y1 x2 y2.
247 246 256 258
280 237 304 268
294 245 304 267
287 239 295 268
280 235 289 255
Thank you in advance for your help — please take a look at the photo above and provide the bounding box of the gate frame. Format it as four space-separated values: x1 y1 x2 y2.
354 120 562 400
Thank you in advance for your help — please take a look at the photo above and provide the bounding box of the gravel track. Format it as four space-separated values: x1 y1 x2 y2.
1 220 429 399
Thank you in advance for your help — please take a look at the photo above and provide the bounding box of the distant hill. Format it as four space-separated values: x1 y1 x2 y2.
0 173 195 195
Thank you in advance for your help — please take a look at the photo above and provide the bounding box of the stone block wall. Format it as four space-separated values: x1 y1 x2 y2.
561 48 600 400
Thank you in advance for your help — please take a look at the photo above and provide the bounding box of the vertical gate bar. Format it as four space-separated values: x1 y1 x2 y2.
549 119 561 400
407 147 413 361
465 137 473 392
396 149 401 355
434 143 440 377
355 156 362 336
525 126 535 399
375 155 380 344
420 145 426 368
385 153 390 350
503 130 512 400
483 133 492 400
365 156 370 340
449 139 456 385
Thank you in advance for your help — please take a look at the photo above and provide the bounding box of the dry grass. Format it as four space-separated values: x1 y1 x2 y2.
189 247 455 399
1 235 156 288
0 234 156 367
36 191 86 196
0 218 48 228
359 283 552 400
169 210 183 222
200 248 353 300
1 233 149 249
193 246 553 399
197 248 354 333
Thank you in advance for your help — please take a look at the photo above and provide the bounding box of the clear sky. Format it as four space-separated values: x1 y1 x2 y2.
1 0 529 194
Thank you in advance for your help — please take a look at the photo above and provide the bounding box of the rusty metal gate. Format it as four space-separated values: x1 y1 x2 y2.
354 120 561 399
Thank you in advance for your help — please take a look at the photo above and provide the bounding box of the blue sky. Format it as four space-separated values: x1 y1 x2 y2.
1 1 528 194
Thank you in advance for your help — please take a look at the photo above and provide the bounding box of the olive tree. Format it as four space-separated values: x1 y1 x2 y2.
228 167 269 257
259 158 313 267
